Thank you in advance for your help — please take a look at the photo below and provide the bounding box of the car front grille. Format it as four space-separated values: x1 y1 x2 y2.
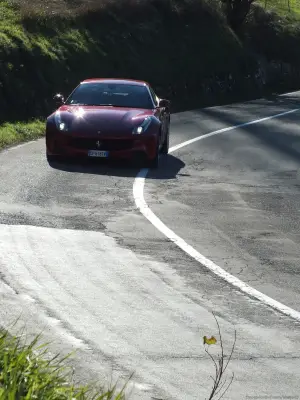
69 137 134 151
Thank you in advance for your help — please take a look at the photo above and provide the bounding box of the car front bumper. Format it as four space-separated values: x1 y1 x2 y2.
46 132 158 161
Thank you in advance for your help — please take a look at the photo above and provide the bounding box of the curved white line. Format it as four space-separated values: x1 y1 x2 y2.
133 108 300 322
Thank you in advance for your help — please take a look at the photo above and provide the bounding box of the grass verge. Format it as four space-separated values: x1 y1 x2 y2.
0 327 128 399
0 120 45 150
258 0 300 17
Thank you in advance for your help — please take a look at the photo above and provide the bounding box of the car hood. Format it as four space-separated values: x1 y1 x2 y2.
56 105 155 133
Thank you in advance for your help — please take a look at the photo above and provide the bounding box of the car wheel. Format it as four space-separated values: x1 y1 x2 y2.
161 127 170 154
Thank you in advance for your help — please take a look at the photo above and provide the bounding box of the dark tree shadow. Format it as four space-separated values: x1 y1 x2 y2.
200 105 300 164
254 93 300 106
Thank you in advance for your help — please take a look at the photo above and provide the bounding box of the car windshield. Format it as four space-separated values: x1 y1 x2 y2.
65 82 154 109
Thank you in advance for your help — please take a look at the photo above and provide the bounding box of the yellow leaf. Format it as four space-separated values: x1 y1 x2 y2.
203 335 217 345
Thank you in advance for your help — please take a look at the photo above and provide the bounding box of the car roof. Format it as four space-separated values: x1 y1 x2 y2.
81 78 149 86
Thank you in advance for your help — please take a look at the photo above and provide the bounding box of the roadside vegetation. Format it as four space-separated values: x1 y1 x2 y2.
0 327 128 399
0 119 44 150
260 0 300 16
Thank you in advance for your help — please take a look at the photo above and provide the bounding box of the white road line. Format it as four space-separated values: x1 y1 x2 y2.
133 108 300 322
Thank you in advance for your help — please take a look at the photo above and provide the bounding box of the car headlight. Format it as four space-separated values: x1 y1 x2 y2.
54 112 69 132
132 116 152 135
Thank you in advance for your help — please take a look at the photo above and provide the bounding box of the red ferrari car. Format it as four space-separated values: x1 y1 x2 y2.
46 78 171 168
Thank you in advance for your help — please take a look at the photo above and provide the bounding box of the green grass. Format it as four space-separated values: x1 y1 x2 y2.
0 120 45 150
259 0 300 17
244 2 300 68
0 328 128 399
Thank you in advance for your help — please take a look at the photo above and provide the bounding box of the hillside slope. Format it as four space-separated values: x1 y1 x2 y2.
1 0 300 123
0 0 254 122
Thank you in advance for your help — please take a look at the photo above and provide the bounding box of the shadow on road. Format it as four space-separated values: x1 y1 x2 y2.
262 93 300 106
200 103 300 165
48 154 185 180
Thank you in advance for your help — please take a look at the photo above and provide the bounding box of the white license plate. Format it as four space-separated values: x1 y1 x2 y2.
88 150 109 158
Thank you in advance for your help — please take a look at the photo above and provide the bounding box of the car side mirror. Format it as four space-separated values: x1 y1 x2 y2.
158 99 170 109
53 93 65 107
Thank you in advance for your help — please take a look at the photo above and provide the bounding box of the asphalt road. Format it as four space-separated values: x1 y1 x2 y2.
1 92 300 399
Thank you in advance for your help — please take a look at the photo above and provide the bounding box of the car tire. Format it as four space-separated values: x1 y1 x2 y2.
161 127 170 154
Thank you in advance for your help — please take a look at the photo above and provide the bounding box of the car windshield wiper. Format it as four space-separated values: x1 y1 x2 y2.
67 103 89 106
66 103 114 106
74 103 115 107
96 104 141 108
68 103 141 108
93 104 124 107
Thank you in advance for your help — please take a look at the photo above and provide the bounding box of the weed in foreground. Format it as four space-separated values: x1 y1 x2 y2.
0 328 130 399
203 312 237 400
